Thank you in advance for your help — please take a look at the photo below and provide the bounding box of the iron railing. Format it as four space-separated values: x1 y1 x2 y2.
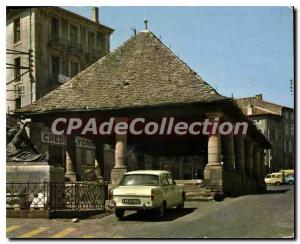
6 181 105 211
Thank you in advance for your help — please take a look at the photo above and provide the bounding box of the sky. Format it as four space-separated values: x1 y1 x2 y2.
64 6 294 108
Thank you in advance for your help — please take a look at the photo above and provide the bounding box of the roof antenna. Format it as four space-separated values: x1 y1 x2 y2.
144 18 148 30
131 27 136 36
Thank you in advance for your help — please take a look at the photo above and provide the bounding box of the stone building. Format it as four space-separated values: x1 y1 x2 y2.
6 7 114 112
235 94 294 172
15 30 271 195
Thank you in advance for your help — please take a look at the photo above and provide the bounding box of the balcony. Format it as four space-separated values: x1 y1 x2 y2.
67 41 84 55
48 35 65 49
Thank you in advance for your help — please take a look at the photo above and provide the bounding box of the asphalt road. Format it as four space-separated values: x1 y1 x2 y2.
7 185 294 239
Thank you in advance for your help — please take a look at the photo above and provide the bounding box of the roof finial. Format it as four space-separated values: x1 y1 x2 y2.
144 18 148 30
131 27 137 36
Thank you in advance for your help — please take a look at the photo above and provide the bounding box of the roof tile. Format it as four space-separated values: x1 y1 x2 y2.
17 31 226 114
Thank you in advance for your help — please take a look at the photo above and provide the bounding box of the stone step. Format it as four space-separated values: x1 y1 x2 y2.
186 191 214 197
185 196 214 202
175 179 203 185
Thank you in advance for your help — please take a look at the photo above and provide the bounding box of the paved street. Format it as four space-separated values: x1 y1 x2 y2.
7 185 294 239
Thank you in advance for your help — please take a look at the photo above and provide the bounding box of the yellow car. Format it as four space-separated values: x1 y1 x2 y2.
264 172 283 185
109 170 185 219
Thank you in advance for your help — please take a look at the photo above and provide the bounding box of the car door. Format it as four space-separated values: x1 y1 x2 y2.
166 173 180 206
160 174 172 207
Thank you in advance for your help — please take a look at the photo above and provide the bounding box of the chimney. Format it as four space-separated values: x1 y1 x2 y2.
92 7 99 23
255 94 262 100
247 104 254 115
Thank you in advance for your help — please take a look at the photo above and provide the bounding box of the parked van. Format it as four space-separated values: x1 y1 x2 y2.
264 173 283 185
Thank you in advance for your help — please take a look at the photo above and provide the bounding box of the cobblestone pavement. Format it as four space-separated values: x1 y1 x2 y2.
7 185 294 239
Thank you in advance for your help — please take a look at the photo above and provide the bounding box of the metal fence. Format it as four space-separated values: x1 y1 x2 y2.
6 181 105 211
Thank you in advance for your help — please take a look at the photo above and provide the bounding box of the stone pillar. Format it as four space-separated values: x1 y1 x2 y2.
222 132 235 172
95 141 104 182
204 133 223 191
65 136 77 182
111 118 128 185
234 134 245 176
244 138 254 179
204 113 223 192
253 145 261 183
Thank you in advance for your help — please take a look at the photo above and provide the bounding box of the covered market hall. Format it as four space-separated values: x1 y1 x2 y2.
15 30 271 195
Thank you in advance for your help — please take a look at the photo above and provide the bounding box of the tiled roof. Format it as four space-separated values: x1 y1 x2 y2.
235 95 285 116
16 31 227 114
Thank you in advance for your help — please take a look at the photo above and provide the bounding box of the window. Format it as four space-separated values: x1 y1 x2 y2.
51 17 60 42
119 174 159 186
161 175 169 186
285 124 289 135
97 32 105 50
13 18 21 43
51 56 61 81
69 24 79 48
70 61 79 77
15 97 21 109
14 57 21 81
87 31 95 52
290 124 294 136
166 174 175 185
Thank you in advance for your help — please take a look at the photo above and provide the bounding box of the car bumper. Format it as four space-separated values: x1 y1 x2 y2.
108 201 160 211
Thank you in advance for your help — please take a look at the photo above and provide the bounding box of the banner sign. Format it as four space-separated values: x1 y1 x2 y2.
75 136 95 149
41 131 66 146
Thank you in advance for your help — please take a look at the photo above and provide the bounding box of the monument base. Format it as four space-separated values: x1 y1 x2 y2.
6 161 65 211
7 161 65 183
204 163 223 192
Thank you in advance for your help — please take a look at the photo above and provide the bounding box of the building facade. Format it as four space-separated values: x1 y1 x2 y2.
6 7 114 112
235 94 294 172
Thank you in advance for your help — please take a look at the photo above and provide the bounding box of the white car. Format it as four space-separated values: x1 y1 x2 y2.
109 170 185 219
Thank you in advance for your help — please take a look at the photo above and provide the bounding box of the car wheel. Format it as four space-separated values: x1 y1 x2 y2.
156 202 166 218
289 181 294 185
275 182 281 186
115 209 125 219
177 197 185 210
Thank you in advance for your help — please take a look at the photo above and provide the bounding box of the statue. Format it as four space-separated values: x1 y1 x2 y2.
6 121 48 162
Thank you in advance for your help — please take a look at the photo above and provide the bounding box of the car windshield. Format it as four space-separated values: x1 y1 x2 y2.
119 174 159 186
